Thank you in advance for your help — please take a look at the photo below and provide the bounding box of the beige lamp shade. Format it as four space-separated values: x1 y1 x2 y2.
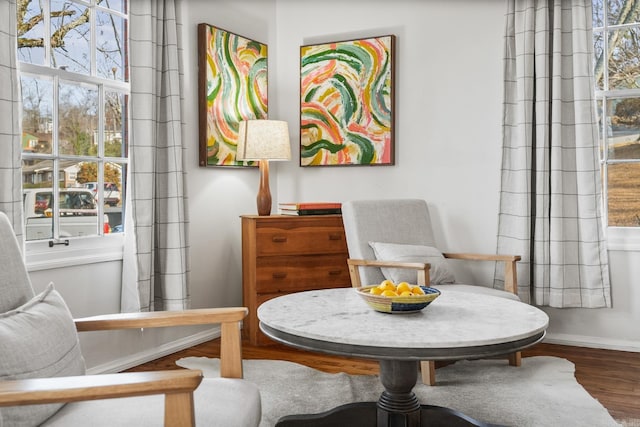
236 120 291 161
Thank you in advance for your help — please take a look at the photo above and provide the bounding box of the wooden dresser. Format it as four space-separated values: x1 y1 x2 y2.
241 215 351 345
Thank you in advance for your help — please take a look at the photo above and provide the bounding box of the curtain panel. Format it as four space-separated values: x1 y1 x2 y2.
495 0 611 308
0 0 24 244
122 0 191 312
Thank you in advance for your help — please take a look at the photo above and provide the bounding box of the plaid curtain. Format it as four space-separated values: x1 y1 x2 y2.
121 0 191 312
495 0 611 308
0 0 24 245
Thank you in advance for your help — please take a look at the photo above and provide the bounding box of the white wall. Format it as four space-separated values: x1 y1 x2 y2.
181 0 277 310
269 0 640 352
27 0 639 371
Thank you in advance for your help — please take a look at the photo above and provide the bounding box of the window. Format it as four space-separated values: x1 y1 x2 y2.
593 1 640 229
17 0 128 244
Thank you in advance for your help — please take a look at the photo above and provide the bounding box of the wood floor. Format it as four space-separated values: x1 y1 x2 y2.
129 339 640 423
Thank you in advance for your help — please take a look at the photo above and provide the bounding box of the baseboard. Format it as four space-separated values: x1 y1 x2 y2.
544 332 640 353
86 327 221 375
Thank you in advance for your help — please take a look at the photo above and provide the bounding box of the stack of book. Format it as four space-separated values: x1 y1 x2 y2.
278 202 342 216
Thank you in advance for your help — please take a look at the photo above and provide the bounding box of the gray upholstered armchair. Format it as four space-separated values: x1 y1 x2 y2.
341 199 522 386
0 211 260 427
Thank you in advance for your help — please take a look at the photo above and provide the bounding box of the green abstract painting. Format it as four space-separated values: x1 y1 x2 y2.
300 35 395 166
198 24 268 167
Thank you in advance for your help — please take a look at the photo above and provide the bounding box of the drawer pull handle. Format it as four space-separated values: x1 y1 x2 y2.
328 270 342 276
272 272 287 279
328 234 342 241
272 236 288 243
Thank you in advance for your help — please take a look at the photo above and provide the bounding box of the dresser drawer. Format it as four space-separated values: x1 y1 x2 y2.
256 226 346 256
255 254 350 293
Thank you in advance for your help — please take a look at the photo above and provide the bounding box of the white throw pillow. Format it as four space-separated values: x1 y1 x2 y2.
369 242 456 285
0 283 86 427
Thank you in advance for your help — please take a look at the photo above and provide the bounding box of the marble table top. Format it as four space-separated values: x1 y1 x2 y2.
258 287 549 360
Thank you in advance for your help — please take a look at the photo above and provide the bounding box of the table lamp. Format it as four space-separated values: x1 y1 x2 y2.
237 119 291 216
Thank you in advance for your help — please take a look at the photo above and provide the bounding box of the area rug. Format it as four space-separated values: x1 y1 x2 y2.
177 356 622 427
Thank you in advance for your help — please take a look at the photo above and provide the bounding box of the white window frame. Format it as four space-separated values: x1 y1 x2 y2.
17 0 129 268
593 2 640 251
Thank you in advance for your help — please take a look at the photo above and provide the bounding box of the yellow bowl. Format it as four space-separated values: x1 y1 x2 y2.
355 285 440 314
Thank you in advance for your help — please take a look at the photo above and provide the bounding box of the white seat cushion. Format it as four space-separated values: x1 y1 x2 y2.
42 377 261 427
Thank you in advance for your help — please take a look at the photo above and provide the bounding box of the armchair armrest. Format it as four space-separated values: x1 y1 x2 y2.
442 252 521 295
75 307 248 379
0 370 202 427
74 307 248 331
347 259 431 287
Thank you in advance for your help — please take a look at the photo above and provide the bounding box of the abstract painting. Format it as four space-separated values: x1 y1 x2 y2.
300 35 395 166
198 24 268 167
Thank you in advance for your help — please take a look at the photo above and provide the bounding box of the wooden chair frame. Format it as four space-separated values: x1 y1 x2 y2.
0 307 248 427
347 253 521 386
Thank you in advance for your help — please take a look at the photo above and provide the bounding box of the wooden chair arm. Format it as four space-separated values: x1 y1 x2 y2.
346 259 431 287
442 252 521 295
442 252 521 263
74 307 248 331
75 307 247 379
0 370 202 426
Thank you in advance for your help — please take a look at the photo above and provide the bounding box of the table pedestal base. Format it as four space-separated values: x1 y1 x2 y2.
275 360 499 427
275 402 498 427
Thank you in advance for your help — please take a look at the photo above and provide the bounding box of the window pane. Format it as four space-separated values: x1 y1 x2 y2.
98 0 125 14
60 160 100 238
106 162 125 233
607 0 640 25
76 161 123 233
606 98 640 160
597 99 605 160
96 11 127 81
59 81 98 156
21 76 53 155
105 162 124 207
594 31 605 90
22 159 54 192
22 183 54 241
593 0 604 28
17 0 45 65
22 160 100 240
608 28 640 90
51 0 90 74
608 163 640 226
105 91 127 157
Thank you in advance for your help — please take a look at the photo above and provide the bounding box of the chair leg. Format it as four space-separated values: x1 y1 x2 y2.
164 391 196 427
420 360 436 386
508 351 522 367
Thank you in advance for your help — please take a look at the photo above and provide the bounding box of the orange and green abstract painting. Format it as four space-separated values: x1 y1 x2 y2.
198 24 267 167
300 35 395 166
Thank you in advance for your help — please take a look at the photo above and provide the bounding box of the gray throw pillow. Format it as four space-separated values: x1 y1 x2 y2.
0 283 86 427
369 242 456 285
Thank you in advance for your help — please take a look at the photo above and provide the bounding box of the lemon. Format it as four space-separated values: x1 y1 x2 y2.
378 280 396 292
370 287 383 295
400 291 413 297
411 286 425 295
381 289 399 297
396 282 412 295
